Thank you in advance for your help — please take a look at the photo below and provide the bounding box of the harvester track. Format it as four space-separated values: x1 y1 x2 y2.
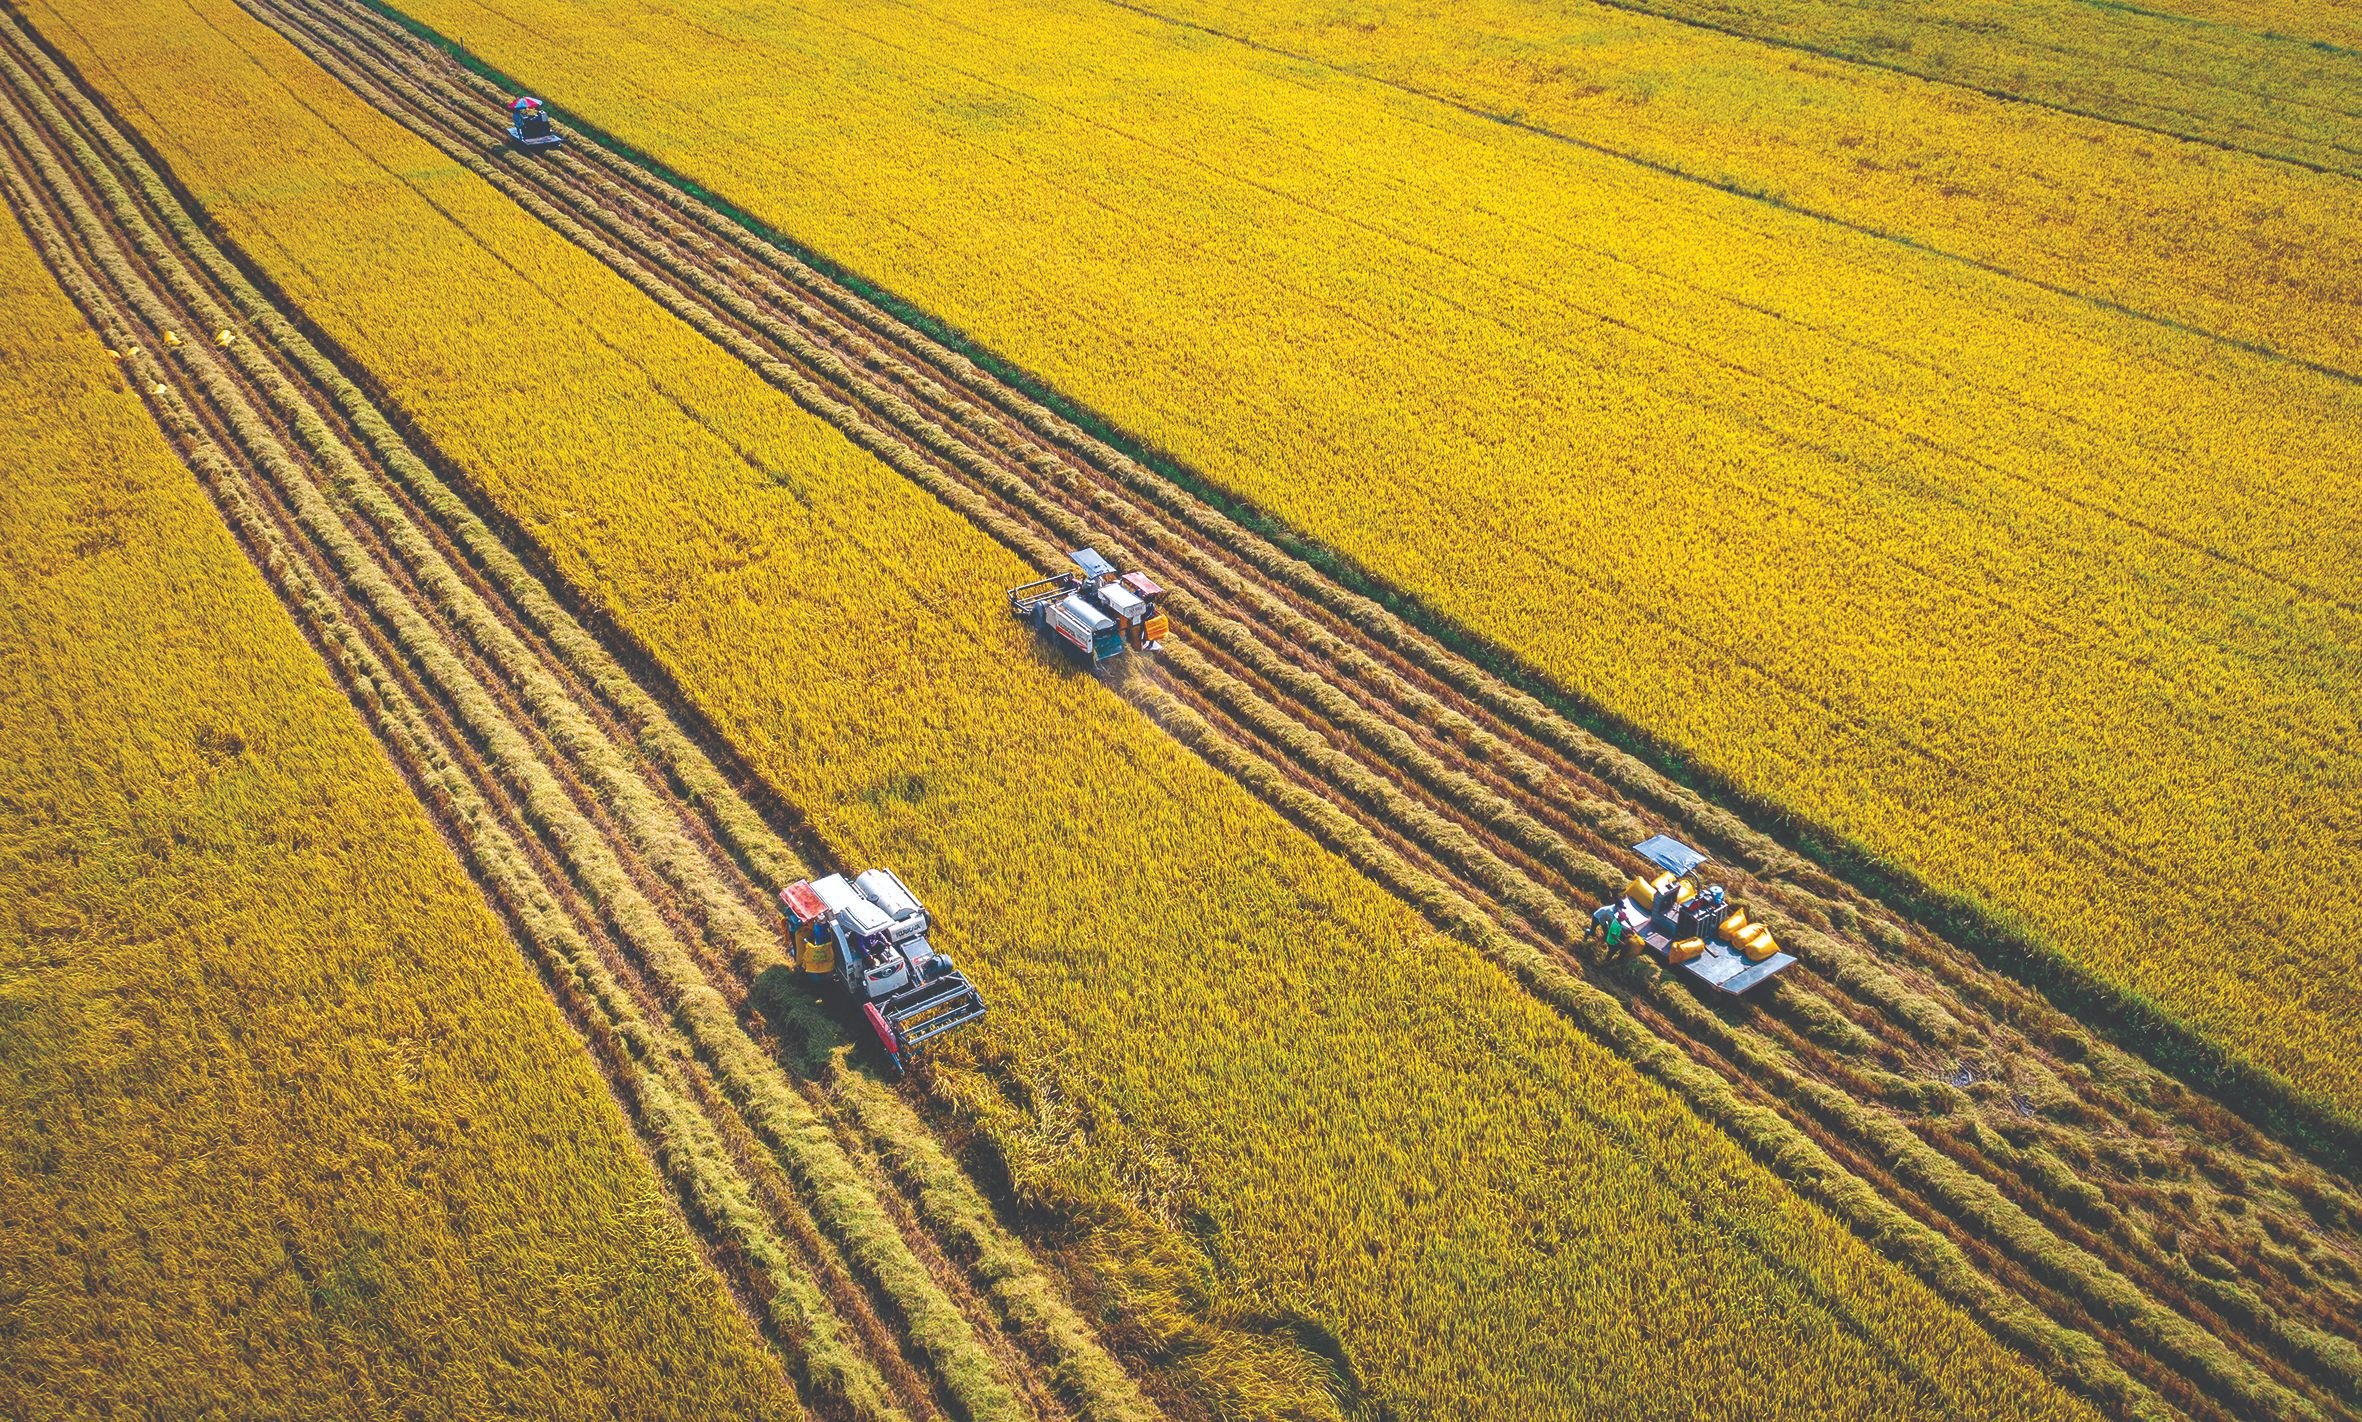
0 18 1166 1422
207 4 2362 1418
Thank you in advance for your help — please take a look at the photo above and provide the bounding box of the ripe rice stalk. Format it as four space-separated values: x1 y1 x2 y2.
0 202 814 1420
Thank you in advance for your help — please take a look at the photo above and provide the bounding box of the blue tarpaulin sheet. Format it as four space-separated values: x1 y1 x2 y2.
1632 834 1708 877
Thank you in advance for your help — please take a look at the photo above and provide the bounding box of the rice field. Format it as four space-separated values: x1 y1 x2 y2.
1 0 2125 1416
4 0 2357 1416
339 0 2362 1123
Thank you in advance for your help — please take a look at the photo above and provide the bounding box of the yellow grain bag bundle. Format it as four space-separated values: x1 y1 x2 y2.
1669 937 1707 966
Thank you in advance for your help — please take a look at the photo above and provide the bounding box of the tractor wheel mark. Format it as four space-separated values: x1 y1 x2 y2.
229 3 2362 1418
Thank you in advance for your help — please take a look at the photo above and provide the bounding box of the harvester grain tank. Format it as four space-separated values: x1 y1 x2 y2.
1590 834 1797 994
778 868 987 1074
1008 547 1171 666
507 95 562 150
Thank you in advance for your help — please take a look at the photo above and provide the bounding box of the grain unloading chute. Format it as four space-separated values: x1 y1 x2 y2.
778 867 987 1074
506 95 562 150
1008 547 1170 667
1589 834 1796 994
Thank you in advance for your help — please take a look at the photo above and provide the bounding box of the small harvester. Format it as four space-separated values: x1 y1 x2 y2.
778 868 988 1075
1590 834 1796 995
507 95 562 150
1008 547 1170 667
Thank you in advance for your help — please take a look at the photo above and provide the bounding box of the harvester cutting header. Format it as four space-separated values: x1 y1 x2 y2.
1591 835 1796 995
1008 547 1170 666
780 868 987 1075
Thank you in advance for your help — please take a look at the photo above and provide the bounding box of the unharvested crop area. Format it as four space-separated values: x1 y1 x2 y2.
1570 0 2362 173
3 0 2357 1417
1141 0 2362 377
340 0 2362 1125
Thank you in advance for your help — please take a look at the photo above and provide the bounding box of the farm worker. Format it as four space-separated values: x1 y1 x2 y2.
1590 904 1633 960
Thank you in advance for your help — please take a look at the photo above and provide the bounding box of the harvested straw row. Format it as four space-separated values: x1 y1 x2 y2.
3 19 1163 1418
0 101 897 1417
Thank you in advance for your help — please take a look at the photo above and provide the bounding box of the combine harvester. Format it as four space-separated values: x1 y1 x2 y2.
1008 547 1170 667
1592 835 1797 995
506 95 563 150
778 868 988 1075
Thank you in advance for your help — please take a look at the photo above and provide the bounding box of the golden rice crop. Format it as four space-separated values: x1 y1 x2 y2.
1142 0 2362 378
20 0 2108 1415
350 0 2362 1124
1587 0 2362 173
0 190 800 1420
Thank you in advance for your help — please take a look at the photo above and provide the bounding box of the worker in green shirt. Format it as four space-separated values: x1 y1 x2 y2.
1590 904 1636 962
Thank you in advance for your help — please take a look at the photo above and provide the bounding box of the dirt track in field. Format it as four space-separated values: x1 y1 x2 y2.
166 4 2362 1417
0 17 1173 1421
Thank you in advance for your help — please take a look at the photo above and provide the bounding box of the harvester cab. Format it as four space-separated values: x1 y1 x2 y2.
1007 547 1170 667
779 867 987 1075
507 96 562 150
1591 834 1797 995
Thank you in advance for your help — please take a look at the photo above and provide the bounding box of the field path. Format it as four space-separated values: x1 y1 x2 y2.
0 18 1166 1422
208 3 2362 1418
